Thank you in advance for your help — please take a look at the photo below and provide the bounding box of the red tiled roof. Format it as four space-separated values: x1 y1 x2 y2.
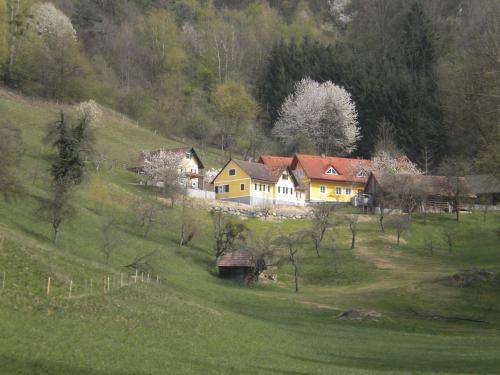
217 251 255 268
291 154 372 183
258 155 294 168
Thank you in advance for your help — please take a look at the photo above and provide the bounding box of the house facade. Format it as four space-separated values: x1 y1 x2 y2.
259 154 372 204
211 159 305 206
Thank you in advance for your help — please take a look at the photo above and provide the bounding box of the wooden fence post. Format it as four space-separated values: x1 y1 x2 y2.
107 276 110 292
2 271 5 289
141 272 144 282
156 275 159 284
90 278 93 294
46 276 51 296
135 269 138 283
120 273 123 288
69 280 73 298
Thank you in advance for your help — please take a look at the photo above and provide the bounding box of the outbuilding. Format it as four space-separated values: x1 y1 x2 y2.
216 251 256 281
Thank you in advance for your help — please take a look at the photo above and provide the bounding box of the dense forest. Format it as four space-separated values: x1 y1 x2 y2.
0 0 498 173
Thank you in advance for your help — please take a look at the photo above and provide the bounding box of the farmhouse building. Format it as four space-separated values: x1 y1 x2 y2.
211 159 306 206
129 147 205 189
465 175 500 205
364 172 476 212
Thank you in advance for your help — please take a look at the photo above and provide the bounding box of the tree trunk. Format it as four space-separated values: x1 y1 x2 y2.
293 263 299 293
351 231 355 249
52 224 60 244
397 231 400 246
379 215 384 232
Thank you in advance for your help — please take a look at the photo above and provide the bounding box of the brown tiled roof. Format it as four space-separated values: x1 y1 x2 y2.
370 173 476 198
259 155 294 168
291 154 372 183
233 159 277 182
217 251 255 268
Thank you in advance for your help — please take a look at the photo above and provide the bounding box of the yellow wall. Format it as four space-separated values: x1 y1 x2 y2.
310 180 365 202
213 160 252 200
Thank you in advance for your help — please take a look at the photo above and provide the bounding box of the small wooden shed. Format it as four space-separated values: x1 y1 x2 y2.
216 251 256 281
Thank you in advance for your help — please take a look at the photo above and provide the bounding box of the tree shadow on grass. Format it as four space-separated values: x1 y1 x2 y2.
0 355 151 375
286 352 500 374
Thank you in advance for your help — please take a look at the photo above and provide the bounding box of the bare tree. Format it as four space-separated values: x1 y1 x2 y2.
274 232 308 293
100 216 120 264
345 214 359 249
211 210 246 259
308 203 334 257
438 160 471 221
386 215 410 246
132 199 163 239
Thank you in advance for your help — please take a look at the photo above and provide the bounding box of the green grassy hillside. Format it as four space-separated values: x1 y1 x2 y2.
1 90 500 375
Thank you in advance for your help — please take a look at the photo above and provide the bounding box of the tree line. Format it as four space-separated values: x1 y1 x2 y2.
0 0 498 173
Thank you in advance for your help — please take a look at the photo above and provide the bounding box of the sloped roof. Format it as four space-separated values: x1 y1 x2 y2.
129 147 204 170
465 175 500 194
291 154 372 183
368 173 476 198
232 159 278 182
258 155 294 168
217 251 255 268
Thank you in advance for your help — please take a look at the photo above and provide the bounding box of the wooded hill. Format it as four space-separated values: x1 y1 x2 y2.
0 0 498 172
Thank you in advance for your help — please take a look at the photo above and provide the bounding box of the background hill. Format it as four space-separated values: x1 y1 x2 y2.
0 0 499 172
0 87 499 374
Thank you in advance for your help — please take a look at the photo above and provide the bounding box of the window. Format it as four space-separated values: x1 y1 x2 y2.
290 188 294 195
346 188 352 196
255 184 258 190
278 186 281 193
259 184 262 191
325 166 338 175
320 185 326 194
336 187 342 195
185 153 191 159
356 170 368 178
228 168 236 176
298 170 304 177
240 183 245 191
216 185 229 193
282 173 288 180
267 185 271 192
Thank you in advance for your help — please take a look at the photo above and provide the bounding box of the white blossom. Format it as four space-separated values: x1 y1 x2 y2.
371 150 422 177
204 168 222 184
273 78 360 155
32 3 76 40
76 100 102 126
142 150 185 187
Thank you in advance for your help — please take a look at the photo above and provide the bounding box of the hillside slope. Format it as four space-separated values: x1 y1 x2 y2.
0 91 500 375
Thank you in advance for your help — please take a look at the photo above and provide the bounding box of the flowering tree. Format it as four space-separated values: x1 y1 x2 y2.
142 150 184 202
33 2 76 39
76 100 102 126
272 78 360 155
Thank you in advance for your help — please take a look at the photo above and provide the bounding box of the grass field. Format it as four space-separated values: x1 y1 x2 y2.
1 89 500 375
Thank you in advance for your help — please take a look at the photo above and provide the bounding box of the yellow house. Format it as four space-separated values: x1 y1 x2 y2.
211 159 305 206
290 154 372 203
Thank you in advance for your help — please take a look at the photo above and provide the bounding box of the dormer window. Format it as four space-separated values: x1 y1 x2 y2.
325 166 338 175
356 170 368 178
185 152 191 160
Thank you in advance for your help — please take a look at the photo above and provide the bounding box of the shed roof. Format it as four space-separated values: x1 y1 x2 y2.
465 175 500 194
217 251 256 268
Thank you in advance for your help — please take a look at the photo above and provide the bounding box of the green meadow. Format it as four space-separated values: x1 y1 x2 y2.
1 90 499 375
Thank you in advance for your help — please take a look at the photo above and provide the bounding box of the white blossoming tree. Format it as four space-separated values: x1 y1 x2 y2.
33 2 76 39
143 150 184 187
272 78 360 155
